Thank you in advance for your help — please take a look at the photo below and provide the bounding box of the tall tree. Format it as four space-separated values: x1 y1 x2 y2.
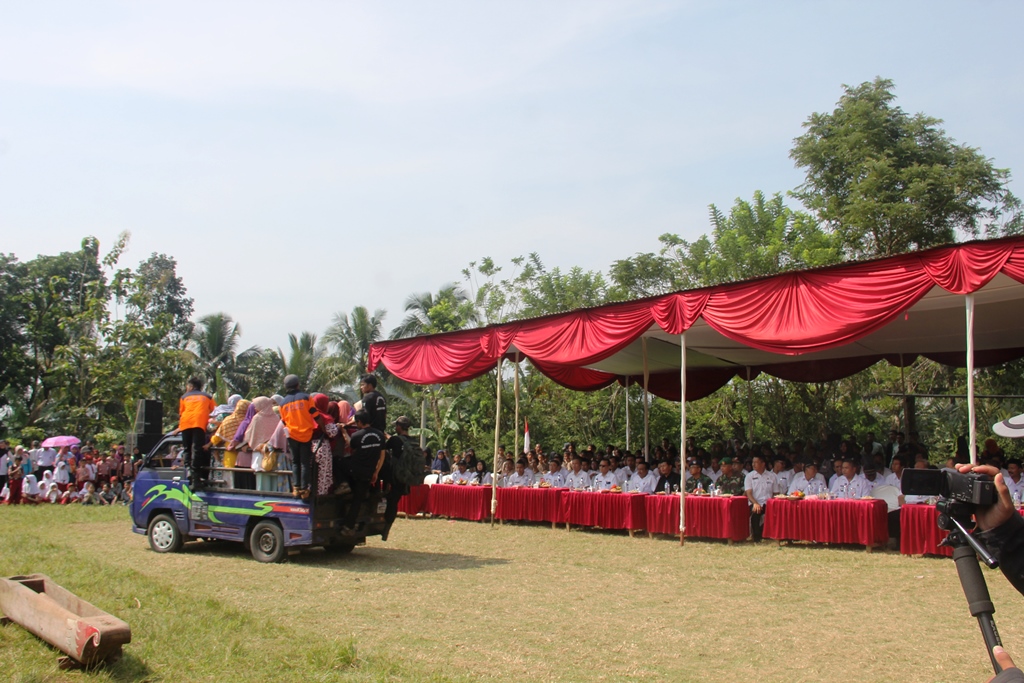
791 77 1022 258
189 313 257 397
277 332 327 392
391 284 478 339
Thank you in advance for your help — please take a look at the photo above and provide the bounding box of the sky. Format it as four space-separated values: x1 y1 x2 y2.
2 1 1023 352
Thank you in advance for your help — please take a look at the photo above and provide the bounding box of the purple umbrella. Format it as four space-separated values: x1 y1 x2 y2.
40 436 81 448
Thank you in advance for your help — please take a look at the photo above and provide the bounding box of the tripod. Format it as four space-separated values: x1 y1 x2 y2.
937 500 1005 675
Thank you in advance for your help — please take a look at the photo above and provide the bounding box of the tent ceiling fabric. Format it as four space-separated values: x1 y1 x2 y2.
368 237 1024 400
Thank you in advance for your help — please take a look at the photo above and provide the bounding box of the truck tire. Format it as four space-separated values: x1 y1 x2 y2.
250 521 286 563
148 513 183 553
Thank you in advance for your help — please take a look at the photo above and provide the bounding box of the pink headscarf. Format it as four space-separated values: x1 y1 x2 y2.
242 397 281 450
336 401 355 425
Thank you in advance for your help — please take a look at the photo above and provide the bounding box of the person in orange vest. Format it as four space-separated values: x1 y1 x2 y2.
175 376 217 489
279 374 318 499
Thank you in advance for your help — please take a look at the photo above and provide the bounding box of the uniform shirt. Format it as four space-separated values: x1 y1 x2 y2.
615 466 633 485
565 470 591 490
788 472 827 495
744 470 778 506
278 390 318 443
829 475 873 499
715 474 745 496
774 469 794 492
348 427 386 480
542 469 568 487
178 390 217 431
361 390 387 433
591 471 618 490
860 474 885 492
684 474 713 494
1006 475 1024 503
703 466 722 482
629 471 659 494
883 471 902 490
36 448 57 468
506 471 534 487
450 469 478 485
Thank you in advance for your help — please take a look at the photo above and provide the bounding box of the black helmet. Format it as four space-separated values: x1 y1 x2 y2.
283 374 300 390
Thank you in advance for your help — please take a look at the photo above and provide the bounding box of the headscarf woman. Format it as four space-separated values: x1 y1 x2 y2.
213 398 251 469
336 401 355 426
242 397 282 474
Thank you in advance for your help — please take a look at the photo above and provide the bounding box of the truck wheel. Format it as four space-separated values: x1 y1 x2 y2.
250 521 286 563
148 513 183 553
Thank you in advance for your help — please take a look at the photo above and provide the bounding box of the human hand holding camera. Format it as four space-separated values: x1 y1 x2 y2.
955 464 1016 531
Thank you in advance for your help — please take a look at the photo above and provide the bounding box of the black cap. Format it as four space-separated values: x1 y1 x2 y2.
284 374 300 390
395 416 412 428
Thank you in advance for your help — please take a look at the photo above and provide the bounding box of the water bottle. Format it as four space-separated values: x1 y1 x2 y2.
1014 490 1021 508
664 481 671 495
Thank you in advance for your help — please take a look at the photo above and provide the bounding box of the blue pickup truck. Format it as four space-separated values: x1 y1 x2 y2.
129 433 387 562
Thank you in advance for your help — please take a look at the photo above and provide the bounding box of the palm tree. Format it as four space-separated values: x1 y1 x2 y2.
189 313 258 398
391 284 479 339
277 331 328 392
323 306 386 377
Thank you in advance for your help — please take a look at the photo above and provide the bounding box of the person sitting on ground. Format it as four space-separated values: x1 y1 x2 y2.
60 482 81 504
121 480 133 504
829 458 872 499
450 460 478 485
744 454 777 541
98 481 117 505
654 459 682 494
541 457 568 488
788 460 827 496
341 410 386 532
628 460 658 494
565 455 591 490
684 458 713 493
714 457 745 496
505 459 534 487
110 476 124 501
80 481 100 505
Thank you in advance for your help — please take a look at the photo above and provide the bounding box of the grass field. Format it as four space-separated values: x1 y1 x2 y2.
2 505 1023 682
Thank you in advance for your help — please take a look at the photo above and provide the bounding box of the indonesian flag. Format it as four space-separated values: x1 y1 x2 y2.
523 419 530 454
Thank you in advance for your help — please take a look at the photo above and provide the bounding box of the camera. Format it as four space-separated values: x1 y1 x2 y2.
901 467 996 506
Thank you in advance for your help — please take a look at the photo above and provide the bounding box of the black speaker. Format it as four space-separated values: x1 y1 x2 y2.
134 400 163 434
126 432 163 456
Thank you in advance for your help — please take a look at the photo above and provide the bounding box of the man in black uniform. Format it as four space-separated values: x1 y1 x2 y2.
359 374 387 433
381 416 414 541
342 410 385 531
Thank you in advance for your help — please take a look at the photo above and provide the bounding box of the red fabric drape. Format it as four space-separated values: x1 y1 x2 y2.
368 238 1024 387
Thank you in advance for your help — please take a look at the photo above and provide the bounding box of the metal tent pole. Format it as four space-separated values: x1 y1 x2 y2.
966 295 977 465
679 333 687 547
642 337 650 460
746 366 753 446
491 358 503 526
625 376 631 452
513 353 521 461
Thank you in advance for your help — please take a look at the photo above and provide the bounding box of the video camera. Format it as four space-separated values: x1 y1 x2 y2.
901 467 996 507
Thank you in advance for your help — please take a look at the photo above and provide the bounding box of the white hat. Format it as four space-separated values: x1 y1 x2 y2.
993 414 1024 439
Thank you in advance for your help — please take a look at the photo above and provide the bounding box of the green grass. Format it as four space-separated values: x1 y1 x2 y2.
2 505 1024 681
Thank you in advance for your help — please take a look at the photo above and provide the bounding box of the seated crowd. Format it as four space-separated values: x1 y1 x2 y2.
1 439 137 506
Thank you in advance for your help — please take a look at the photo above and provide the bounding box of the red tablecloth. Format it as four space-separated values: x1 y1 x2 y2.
900 504 952 557
644 494 751 541
764 497 889 547
562 491 647 530
398 484 432 515
496 486 566 523
428 484 492 521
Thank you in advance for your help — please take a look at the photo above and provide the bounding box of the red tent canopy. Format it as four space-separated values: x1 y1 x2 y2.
368 236 1024 400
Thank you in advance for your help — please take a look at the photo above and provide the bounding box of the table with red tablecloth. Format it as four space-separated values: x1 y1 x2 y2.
427 484 492 521
496 486 566 526
764 497 889 548
398 484 432 516
644 494 751 541
562 491 647 534
901 504 1024 557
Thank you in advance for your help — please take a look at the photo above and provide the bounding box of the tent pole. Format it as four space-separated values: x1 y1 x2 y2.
513 353 521 460
746 366 753 446
899 354 909 437
420 394 426 450
642 337 650 460
966 295 977 465
625 376 631 452
491 358 502 527
679 333 687 547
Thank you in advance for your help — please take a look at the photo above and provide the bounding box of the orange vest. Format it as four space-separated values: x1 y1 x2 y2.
178 391 216 431
279 392 317 442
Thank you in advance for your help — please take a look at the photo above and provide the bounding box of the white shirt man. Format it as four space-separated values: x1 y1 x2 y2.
450 465 478 485
859 467 885 493
541 464 568 488
565 459 591 490
744 459 778 509
35 446 57 470
628 463 659 494
788 465 827 495
506 462 534 487
591 460 618 490
703 460 723 482
829 460 873 499
1005 460 1024 503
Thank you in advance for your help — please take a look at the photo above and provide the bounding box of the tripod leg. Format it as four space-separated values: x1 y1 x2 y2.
953 544 1004 674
